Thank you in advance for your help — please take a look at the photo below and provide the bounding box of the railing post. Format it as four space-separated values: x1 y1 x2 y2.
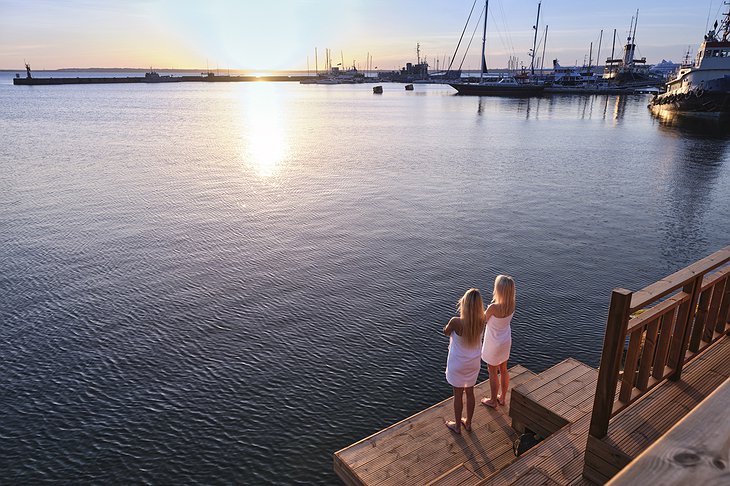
589 288 633 439
669 274 703 382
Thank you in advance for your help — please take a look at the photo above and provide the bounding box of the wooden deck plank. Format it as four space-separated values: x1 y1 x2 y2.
606 378 730 485
424 463 481 486
357 371 535 483
513 360 582 396
334 366 536 486
369 408 516 485
527 366 596 403
337 367 534 470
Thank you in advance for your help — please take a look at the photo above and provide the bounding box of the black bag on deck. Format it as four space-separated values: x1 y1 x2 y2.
513 431 540 456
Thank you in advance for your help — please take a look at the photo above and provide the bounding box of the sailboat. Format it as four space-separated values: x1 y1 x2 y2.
450 0 544 96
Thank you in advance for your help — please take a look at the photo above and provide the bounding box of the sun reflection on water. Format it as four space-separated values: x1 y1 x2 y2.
235 84 288 178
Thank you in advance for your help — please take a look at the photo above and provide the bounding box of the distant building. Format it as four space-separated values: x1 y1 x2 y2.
650 59 681 77
378 61 430 82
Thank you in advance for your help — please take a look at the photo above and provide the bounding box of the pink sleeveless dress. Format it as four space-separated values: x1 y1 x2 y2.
481 313 513 365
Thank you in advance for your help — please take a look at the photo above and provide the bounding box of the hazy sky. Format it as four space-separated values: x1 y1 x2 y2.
0 0 724 71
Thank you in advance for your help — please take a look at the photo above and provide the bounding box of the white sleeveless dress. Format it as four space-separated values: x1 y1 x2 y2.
481 313 513 366
445 331 482 388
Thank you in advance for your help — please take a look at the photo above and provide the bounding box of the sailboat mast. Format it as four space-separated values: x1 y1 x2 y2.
596 29 603 75
530 1 542 74
589 42 593 68
480 0 489 80
315 48 318 75
610 28 616 77
540 25 548 74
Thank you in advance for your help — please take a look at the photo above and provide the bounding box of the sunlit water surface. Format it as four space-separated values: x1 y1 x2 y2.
1 72 729 484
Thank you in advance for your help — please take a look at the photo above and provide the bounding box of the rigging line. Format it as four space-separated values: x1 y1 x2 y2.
715 1 725 26
488 7 512 61
706 0 713 33
496 0 517 59
458 5 486 71
447 0 480 73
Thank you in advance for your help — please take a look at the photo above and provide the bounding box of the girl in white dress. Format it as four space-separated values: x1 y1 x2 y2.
443 288 485 434
481 275 516 408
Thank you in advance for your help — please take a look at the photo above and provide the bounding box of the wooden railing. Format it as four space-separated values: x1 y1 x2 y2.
588 245 730 439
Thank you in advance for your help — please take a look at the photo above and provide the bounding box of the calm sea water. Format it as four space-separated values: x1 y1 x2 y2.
1 71 729 484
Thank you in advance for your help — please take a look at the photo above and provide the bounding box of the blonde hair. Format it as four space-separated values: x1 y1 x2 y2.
458 288 485 347
492 275 516 316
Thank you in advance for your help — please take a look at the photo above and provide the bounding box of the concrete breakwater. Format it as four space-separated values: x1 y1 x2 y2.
13 73 309 86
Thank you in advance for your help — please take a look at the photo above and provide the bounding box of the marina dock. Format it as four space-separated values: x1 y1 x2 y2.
334 245 730 485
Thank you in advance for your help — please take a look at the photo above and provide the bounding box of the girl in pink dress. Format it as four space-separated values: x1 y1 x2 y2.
443 288 486 434
481 275 516 408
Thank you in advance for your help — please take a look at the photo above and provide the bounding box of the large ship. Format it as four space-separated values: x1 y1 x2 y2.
603 11 663 86
650 5 730 115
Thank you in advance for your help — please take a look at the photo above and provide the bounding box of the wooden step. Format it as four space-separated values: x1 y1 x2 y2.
510 358 598 438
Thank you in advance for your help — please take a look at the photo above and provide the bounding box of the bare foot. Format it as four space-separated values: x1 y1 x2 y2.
481 397 498 408
445 420 461 434
497 393 506 406
461 418 472 432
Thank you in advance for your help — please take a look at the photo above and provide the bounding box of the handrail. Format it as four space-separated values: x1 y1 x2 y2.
588 244 730 441
629 246 730 312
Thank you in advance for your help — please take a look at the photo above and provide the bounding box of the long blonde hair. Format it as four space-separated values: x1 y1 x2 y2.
492 275 516 316
458 288 485 347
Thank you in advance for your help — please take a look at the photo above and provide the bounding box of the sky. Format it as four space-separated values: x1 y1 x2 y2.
0 0 725 71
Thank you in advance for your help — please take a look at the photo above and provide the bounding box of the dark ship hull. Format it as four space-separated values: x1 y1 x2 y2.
650 77 730 114
449 83 544 96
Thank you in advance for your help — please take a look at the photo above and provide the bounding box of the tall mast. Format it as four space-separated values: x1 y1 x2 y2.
540 24 548 74
588 42 593 68
530 1 542 74
596 29 603 74
480 0 489 80
632 9 639 45
611 29 616 60
315 48 318 75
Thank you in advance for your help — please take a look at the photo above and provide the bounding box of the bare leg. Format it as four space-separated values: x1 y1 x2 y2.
446 387 463 433
498 361 509 405
463 386 475 431
481 365 500 408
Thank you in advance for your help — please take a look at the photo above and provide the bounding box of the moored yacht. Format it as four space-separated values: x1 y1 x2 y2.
650 6 730 114
449 0 544 96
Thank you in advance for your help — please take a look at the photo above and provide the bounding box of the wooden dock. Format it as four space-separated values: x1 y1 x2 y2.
334 245 730 485
334 366 536 486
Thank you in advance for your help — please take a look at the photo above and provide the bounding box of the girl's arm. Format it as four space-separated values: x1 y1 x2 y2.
484 304 495 320
443 317 460 336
